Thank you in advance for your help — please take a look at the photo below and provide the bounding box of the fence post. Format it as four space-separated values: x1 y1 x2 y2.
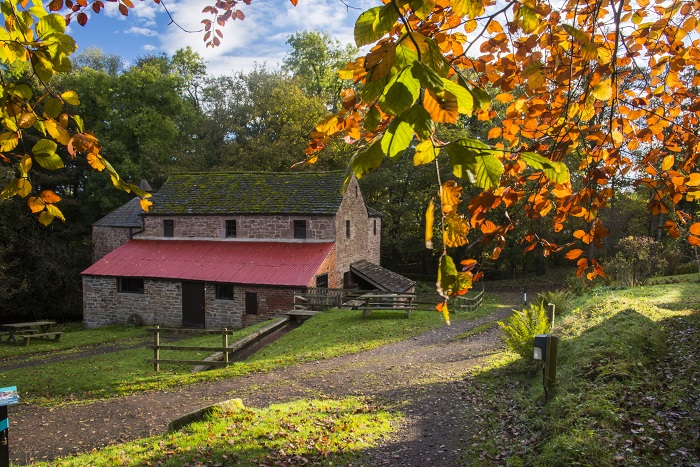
547 303 556 328
153 325 160 372
223 328 229 366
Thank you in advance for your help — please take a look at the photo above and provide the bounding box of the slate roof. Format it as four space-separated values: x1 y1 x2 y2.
147 171 345 216
93 198 144 228
350 260 415 293
82 240 335 287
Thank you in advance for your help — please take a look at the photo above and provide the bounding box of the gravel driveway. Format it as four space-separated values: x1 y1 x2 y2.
9 294 519 466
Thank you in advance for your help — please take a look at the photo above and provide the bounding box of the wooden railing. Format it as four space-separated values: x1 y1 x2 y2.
148 326 233 372
414 282 485 312
293 287 361 310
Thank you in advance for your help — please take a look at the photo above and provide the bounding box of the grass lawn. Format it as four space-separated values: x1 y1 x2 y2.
461 280 700 465
32 397 396 467
1 299 498 405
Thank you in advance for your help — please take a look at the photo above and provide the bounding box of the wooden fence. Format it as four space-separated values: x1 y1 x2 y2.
148 326 233 372
293 287 362 310
414 281 485 312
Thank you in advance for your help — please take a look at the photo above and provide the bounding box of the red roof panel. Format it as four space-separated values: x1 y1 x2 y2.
82 240 335 287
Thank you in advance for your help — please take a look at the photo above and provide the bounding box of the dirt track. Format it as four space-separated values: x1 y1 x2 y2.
9 295 519 466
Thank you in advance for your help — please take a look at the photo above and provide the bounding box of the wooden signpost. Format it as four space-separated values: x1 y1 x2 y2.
0 386 18 467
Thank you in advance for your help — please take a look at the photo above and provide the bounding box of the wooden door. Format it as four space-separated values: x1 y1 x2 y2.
182 282 205 328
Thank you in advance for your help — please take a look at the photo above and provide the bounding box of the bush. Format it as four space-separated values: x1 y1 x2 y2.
605 236 667 287
535 290 573 316
498 304 552 359
674 261 699 276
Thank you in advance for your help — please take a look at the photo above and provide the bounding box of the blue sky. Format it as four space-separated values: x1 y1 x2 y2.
65 0 373 75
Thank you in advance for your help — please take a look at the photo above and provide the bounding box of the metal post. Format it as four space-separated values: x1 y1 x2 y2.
223 328 229 366
1 405 8 467
523 287 527 307
543 335 559 400
153 325 160 372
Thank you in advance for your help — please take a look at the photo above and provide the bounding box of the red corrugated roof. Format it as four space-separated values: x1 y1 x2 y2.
82 240 335 287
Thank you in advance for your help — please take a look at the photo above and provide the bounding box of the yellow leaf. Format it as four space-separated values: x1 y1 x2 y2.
661 155 674 171
45 119 71 145
591 79 613 101
19 154 32 176
611 130 623 145
140 198 153 212
38 211 54 226
464 19 477 33
0 131 19 152
414 139 439 166
316 116 340 136
17 178 31 198
441 301 450 325
46 204 65 221
423 89 458 124
425 200 435 249
87 150 106 171
687 173 700 187
486 20 503 34
60 90 80 105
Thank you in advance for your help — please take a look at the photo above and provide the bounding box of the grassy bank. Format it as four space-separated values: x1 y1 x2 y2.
462 282 700 465
1 300 497 405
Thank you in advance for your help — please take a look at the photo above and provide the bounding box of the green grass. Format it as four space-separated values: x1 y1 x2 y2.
461 282 700 466
1 302 497 405
33 397 397 466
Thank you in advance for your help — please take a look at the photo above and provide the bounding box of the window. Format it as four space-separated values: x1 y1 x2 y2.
225 220 237 238
373 219 377 235
293 220 306 239
163 219 174 237
118 277 144 294
346 220 350 238
245 292 258 315
316 274 328 289
216 284 234 300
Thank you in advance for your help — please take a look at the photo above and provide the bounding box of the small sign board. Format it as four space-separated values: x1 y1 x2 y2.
0 387 18 407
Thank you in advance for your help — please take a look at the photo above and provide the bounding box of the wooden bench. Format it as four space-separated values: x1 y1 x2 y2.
18 332 63 346
356 293 416 318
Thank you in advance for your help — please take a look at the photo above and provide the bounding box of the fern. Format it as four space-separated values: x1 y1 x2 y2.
498 304 552 359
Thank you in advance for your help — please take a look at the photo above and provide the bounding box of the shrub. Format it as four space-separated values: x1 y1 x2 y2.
498 303 552 359
674 261 699 276
605 236 667 287
536 290 573 316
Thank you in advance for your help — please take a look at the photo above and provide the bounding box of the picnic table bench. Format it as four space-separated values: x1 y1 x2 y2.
0 321 61 346
356 293 416 318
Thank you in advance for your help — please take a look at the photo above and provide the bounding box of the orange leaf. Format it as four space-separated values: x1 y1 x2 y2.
480 220 497 234
690 222 700 236
461 259 478 271
687 173 700 187
27 196 45 213
423 89 459 124
290 0 298 5
491 246 502 260
661 155 674 171
566 248 583 260
40 190 61 204
689 235 700 247
487 127 502 139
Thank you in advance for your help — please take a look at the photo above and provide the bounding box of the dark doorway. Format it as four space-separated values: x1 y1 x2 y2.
182 282 205 328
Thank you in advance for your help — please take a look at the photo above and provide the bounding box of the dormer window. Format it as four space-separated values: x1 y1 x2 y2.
163 220 174 237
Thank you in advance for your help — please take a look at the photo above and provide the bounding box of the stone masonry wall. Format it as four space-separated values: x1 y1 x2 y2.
139 215 336 240
83 275 305 329
333 176 381 286
92 226 132 262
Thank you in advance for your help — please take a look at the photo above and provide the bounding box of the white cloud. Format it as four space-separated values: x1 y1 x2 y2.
123 26 158 37
142 44 158 52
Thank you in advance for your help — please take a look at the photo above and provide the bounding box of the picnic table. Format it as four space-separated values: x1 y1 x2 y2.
356 292 416 318
0 321 61 346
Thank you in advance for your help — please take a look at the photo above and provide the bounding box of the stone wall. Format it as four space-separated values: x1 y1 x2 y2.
92 226 133 262
139 215 336 240
333 176 382 286
83 275 302 329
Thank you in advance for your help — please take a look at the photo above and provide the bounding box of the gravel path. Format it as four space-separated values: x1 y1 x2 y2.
9 294 520 466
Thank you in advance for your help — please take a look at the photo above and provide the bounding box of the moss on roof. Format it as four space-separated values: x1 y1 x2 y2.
148 171 346 216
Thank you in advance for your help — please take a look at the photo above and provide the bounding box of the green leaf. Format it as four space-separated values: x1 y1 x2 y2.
364 106 381 132
446 138 496 184
408 0 436 19
72 114 84 132
34 153 64 170
44 97 62 118
52 51 72 73
468 86 491 111
381 118 414 161
521 152 570 184
354 4 398 47
401 104 433 140
451 0 484 19
11 84 33 99
32 139 57 157
349 139 385 180
517 5 540 34
446 142 477 183
378 68 420 116
411 61 444 92
36 13 66 37
31 51 54 82
361 78 386 104
443 79 474 116
476 153 503 190
423 36 450 77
